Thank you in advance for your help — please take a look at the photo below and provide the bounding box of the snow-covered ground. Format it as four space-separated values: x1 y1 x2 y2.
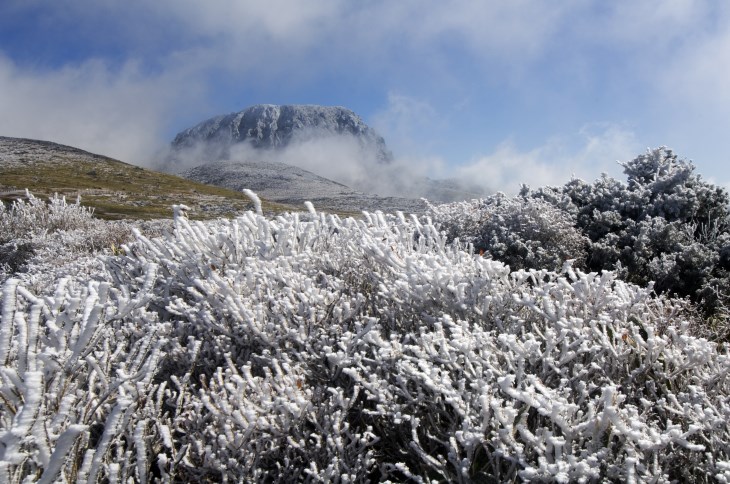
181 160 428 214
0 136 112 168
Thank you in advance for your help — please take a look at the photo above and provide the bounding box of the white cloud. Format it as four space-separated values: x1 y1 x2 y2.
574 0 706 48
411 0 573 61
371 93 441 156
3 0 730 190
621 3 730 183
162 0 341 42
0 55 202 164
658 8 730 108
455 124 640 194
219 121 641 200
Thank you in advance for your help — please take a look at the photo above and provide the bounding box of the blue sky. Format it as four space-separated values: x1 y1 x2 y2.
1 0 730 193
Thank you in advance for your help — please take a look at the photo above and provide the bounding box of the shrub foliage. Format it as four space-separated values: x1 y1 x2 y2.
432 148 730 321
2 180 730 481
0 192 134 292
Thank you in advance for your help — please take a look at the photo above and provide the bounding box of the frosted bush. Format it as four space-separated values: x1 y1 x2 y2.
0 269 168 482
427 195 588 271
0 242 35 275
0 191 96 239
0 192 133 289
527 148 730 319
3 186 730 481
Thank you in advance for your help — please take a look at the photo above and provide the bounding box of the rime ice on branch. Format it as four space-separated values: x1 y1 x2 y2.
1 181 730 482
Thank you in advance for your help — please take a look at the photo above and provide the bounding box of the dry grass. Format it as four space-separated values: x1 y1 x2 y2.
0 156 293 220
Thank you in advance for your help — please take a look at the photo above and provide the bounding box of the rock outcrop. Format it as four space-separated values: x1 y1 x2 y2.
171 104 392 162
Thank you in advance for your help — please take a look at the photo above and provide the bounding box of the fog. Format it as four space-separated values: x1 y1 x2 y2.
159 119 642 201
161 132 490 202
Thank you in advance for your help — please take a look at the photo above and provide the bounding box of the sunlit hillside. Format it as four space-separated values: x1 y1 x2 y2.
0 136 291 220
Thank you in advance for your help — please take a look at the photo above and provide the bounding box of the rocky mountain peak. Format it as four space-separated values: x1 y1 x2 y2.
171 104 392 162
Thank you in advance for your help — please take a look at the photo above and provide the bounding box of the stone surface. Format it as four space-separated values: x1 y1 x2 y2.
171 104 393 163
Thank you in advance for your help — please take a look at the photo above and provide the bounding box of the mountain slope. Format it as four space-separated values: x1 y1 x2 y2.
167 104 487 204
181 161 427 214
0 136 289 219
170 104 392 163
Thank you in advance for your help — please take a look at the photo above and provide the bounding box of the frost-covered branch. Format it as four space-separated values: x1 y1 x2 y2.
2 182 730 481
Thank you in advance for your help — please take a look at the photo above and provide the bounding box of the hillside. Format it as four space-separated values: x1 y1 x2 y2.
0 136 290 219
181 160 428 214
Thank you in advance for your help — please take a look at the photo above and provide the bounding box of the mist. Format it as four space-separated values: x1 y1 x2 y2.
160 131 492 202
160 118 642 202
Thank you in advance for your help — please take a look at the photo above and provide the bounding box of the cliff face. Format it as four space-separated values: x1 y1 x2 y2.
171 104 392 162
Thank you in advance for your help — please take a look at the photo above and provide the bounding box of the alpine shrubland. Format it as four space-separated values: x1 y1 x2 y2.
0 191 136 293
1 148 730 482
432 148 730 330
426 195 589 272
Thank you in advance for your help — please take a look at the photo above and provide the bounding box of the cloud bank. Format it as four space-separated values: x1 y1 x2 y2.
0 55 203 164
1 0 729 191
454 124 641 194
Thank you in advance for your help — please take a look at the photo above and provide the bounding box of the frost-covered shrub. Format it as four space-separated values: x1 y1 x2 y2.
0 242 35 274
0 269 168 483
428 195 588 271
4 202 730 482
0 191 96 239
528 147 730 318
0 192 133 289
